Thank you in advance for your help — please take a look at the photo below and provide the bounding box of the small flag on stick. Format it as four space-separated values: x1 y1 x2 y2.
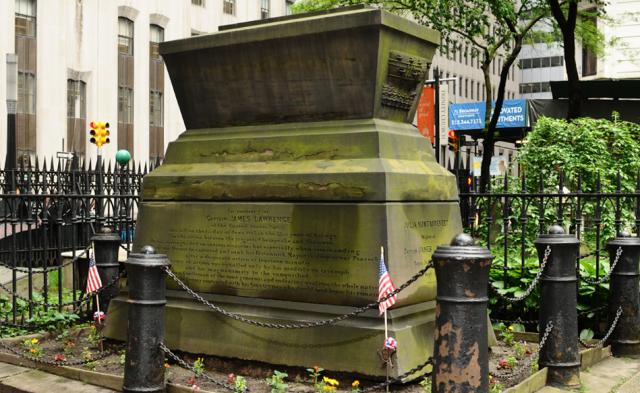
86 252 103 294
378 247 397 315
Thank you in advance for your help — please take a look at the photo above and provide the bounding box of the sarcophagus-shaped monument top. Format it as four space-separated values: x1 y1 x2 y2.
160 5 440 129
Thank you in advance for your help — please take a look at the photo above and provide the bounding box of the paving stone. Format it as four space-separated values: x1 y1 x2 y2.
617 372 640 393
0 368 115 392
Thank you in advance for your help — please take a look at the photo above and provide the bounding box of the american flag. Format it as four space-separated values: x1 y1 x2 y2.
86 253 102 293
378 249 397 315
384 336 398 350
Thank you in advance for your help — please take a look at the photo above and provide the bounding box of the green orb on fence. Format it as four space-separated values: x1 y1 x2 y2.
115 150 131 166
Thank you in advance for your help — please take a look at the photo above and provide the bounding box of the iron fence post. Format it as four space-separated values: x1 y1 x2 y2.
123 245 169 393
431 233 493 393
608 231 640 357
91 227 122 313
536 225 580 388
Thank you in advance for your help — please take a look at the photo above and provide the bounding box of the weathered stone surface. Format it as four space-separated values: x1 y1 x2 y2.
105 293 436 378
106 6 455 379
160 7 439 128
142 120 457 202
134 201 460 306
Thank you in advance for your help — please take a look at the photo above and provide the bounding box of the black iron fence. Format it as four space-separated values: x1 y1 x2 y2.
0 158 150 323
459 170 640 329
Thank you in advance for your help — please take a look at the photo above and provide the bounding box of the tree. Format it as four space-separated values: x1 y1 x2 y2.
294 0 552 191
545 1 606 119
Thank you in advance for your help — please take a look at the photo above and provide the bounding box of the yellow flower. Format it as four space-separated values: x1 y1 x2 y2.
508 326 514 331
31 338 38 344
352 380 360 388
322 386 336 391
323 377 339 387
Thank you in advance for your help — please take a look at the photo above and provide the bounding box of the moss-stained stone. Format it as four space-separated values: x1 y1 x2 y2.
105 6 461 379
104 293 436 378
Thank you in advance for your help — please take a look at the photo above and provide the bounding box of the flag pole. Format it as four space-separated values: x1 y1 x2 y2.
382 246 390 393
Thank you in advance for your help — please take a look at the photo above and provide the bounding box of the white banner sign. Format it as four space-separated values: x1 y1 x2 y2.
439 85 449 145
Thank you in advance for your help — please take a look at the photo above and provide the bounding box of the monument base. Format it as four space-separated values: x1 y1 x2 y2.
104 290 435 379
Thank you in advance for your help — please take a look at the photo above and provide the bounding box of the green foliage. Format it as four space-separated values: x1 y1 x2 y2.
482 115 640 323
580 328 595 341
419 376 432 392
234 375 248 393
290 0 352 13
266 370 289 393
193 357 205 377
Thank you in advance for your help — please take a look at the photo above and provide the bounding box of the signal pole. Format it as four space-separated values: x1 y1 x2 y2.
89 122 111 229
5 54 17 189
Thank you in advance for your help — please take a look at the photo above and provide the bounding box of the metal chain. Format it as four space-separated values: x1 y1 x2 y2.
360 357 433 393
163 261 434 329
536 321 553 358
0 338 115 366
490 245 551 302
160 342 240 392
0 269 125 309
0 245 92 274
579 306 623 348
491 317 538 325
580 247 623 285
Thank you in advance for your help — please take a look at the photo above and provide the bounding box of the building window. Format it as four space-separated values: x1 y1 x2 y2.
261 0 270 19
192 0 205 6
519 56 564 70
149 91 163 127
67 79 86 155
464 78 468 98
519 82 552 94
223 0 235 15
118 87 133 124
476 82 480 100
470 79 474 99
118 17 134 55
17 72 36 114
150 24 164 60
15 0 36 37
67 80 86 119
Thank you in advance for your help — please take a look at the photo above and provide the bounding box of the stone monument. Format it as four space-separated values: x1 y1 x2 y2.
104 6 462 378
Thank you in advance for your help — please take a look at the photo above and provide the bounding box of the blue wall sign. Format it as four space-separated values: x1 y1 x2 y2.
449 99 527 131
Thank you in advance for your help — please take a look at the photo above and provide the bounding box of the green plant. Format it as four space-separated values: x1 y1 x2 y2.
234 375 247 393
306 366 324 391
119 352 126 366
513 341 529 359
489 374 504 393
193 357 205 377
87 325 102 347
499 325 515 347
419 377 431 392
81 347 96 370
266 370 289 393
22 338 42 359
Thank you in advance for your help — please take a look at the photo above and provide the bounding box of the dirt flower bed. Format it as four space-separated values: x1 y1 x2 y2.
489 324 540 392
0 323 540 393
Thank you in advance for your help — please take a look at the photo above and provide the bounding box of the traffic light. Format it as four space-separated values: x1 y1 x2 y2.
447 130 459 152
90 121 110 148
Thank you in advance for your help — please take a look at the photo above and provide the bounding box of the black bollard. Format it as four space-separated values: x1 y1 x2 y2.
91 227 122 313
608 231 640 357
536 225 580 388
431 233 493 393
123 246 170 393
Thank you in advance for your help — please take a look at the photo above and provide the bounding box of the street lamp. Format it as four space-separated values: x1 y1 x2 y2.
115 149 132 244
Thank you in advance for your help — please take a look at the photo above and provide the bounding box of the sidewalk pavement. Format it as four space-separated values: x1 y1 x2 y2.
0 361 115 392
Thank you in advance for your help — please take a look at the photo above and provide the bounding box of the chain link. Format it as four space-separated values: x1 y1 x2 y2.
164 261 434 329
490 246 551 302
580 247 623 285
0 338 115 366
0 269 125 309
579 306 623 348
160 342 240 392
360 357 433 393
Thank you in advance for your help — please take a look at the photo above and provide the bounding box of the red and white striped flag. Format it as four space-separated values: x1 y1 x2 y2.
86 253 103 294
378 249 397 315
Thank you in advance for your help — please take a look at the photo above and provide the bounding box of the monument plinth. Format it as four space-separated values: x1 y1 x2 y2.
104 6 462 378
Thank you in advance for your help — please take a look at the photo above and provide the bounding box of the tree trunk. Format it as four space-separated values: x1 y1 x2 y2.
479 43 522 192
563 28 582 119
